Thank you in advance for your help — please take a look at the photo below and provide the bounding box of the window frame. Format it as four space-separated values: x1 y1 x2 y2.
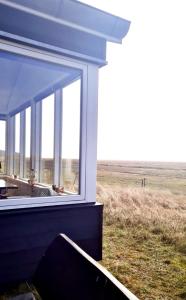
13 112 21 177
24 106 31 179
0 40 88 210
40 93 55 185
0 119 7 174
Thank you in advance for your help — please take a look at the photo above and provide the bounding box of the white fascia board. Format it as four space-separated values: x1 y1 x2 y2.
0 0 130 43
0 31 107 66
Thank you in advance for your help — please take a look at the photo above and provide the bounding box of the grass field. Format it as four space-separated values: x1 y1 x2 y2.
97 160 186 300
97 160 186 194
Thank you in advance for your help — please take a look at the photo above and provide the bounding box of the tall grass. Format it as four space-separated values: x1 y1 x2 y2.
97 184 186 252
97 184 186 299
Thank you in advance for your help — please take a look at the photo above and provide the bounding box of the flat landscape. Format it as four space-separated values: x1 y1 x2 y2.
97 160 186 300
97 160 186 194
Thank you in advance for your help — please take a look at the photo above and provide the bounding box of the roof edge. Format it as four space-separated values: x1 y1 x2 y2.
0 0 131 43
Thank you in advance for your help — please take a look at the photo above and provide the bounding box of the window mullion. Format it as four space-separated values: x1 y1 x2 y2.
4 119 7 174
11 116 15 175
84 65 98 202
54 89 62 187
19 110 25 178
6 117 10 175
35 101 42 183
79 72 87 198
31 101 36 172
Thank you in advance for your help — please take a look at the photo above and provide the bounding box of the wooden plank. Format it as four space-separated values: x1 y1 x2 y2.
0 225 101 253
0 205 102 232
0 202 102 220
34 234 138 300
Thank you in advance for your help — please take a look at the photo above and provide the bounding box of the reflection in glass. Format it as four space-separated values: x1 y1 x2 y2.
41 94 54 184
24 107 31 178
0 121 6 174
14 113 20 177
61 79 81 194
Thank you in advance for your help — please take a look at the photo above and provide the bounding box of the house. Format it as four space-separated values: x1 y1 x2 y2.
0 0 130 289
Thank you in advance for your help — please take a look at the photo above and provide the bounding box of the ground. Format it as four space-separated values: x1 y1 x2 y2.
97 160 186 300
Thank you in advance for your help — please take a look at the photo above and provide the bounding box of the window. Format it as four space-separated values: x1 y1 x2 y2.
0 120 6 174
61 79 81 194
40 94 55 185
0 44 89 209
14 113 20 177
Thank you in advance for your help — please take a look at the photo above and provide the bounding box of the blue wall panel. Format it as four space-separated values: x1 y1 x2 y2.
0 203 103 290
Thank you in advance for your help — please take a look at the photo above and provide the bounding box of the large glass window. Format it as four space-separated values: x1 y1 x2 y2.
14 113 20 177
40 94 55 185
61 79 81 194
0 120 6 174
24 107 31 178
0 48 85 206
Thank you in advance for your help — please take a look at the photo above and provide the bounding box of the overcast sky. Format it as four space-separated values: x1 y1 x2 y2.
81 0 186 162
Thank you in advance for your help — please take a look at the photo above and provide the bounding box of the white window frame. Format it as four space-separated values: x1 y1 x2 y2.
0 119 7 174
0 40 92 210
23 106 31 178
13 112 21 177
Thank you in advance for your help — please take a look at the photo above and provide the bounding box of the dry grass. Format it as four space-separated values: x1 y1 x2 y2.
97 184 186 299
97 184 186 250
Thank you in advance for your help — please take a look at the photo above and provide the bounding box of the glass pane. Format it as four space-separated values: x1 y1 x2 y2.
41 94 54 184
61 79 81 194
24 107 31 178
0 121 6 174
14 113 20 177
0 50 83 200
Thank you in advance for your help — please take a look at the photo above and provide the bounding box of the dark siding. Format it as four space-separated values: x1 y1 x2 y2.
0 202 103 289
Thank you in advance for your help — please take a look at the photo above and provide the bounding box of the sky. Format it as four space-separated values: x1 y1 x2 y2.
81 0 186 162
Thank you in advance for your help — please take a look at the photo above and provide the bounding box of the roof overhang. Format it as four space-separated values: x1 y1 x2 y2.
0 0 130 65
